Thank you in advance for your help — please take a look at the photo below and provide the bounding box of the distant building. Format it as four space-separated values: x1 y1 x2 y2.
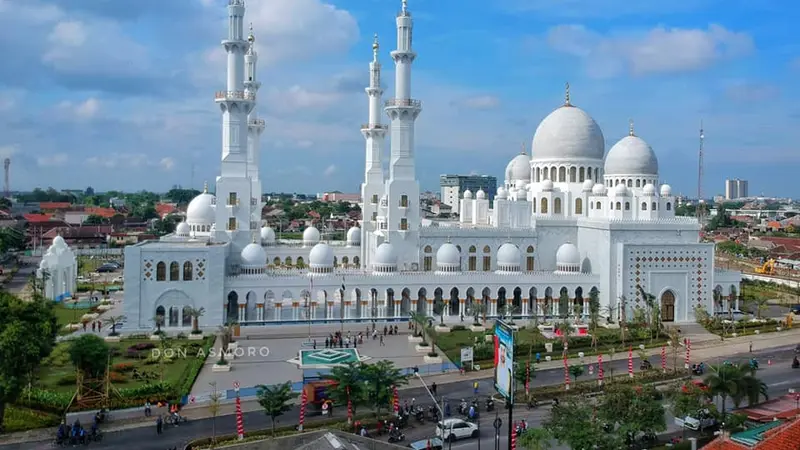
109 197 126 208
725 179 748 200
440 174 497 208
320 192 361 203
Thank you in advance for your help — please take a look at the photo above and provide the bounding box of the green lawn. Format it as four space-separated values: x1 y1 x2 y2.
35 337 203 394
53 302 91 328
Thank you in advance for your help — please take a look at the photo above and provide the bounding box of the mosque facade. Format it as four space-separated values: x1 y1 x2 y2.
122 0 741 331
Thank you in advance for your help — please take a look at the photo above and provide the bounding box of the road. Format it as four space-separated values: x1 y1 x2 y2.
5 345 799 450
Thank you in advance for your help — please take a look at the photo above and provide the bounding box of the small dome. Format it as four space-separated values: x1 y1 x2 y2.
496 243 521 271
582 179 595 191
642 183 656 195
240 242 266 268
463 190 473 199
309 243 334 270
260 226 276 243
556 242 581 272
186 190 216 225
531 103 605 162
476 189 486 200
505 153 531 182
436 243 461 270
176 222 190 236
496 187 507 199
660 184 672 197
53 235 67 247
373 242 398 270
614 184 629 196
592 183 607 195
604 134 659 176
302 226 321 246
541 179 554 191
346 226 361 246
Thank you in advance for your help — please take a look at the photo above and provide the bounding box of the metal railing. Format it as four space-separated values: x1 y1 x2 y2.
249 118 265 127
385 98 421 108
215 90 256 101
361 123 388 130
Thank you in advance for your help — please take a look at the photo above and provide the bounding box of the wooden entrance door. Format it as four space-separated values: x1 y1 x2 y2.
661 290 676 322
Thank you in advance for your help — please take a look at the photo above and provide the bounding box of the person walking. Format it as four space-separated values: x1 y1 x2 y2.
431 382 438 397
473 381 479 395
156 415 163 435
379 335 385 346
749 341 753 353
144 400 151 417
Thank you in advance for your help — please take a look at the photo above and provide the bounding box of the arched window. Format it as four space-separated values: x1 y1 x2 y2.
587 167 592 180
156 305 165 318
596 201 601 209
424 245 432 253
615 202 621 210
296 256 305 268
183 261 193 281
469 245 476 253
550 167 556 181
273 256 281 266
569 167 576 182
342 256 349 265
333 256 338 266
182 306 192 327
526 247 535 271
578 167 585 182
575 198 583 215
666 202 672 211
156 262 166 281
400 195 409 208
527 245 534 253
169 262 179 281
468 255 477 271
554 198 562 214
423 255 432 271
652 202 657 210
641 202 647 210
540 198 548 214
558 167 566 182
625 202 630 210
532 199 536 213
169 306 179 327
627 179 632 187
614 179 619 186
353 256 360 266
483 245 491 253
636 179 641 188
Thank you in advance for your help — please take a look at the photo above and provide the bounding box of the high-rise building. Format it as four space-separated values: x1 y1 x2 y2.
440 174 498 208
724 179 748 200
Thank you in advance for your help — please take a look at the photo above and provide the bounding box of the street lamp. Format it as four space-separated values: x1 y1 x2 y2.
413 372 458 450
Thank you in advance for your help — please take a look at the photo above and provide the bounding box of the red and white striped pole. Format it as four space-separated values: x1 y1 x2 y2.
392 385 400 413
299 389 307 432
628 346 634 378
661 345 667 373
234 381 244 440
346 386 353 425
564 352 570 390
511 421 518 450
597 354 604 386
684 338 691 369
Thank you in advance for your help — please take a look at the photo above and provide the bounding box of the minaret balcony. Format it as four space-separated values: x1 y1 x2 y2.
385 99 421 109
215 90 255 101
249 118 266 127
361 123 388 130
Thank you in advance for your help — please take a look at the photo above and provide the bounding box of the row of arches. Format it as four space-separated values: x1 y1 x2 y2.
155 305 193 327
533 165 601 184
422 245 536 272
270 255 361 268
155 261 194 281
605 178 658 189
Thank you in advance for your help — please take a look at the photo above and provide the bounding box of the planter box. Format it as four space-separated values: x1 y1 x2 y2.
434 325 451 333
150 334 162 341
225 350 236 360
407 335 424 343
188 333 204 340
104 336 121 342
415 344 432 353
424 355 443 364
469 325 486 333
212 363 231 372
228 342 239 351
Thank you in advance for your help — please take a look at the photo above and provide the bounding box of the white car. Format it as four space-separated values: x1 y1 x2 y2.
435 418 479 442
111 276 123 284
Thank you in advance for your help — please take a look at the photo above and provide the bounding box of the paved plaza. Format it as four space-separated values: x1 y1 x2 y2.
190 323 447 398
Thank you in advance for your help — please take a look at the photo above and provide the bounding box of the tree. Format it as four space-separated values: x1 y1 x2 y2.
207 381 223 448
83 215 105 225
256 382 297 436
599 384 666 445
703 363 768 418
545 396 619 450
0 293 58 432
216 322 235 364
152 314 165 334
468 302 486 326
433 298 446 325
361 360 408 418
558 291 570 319
409 311 430 340
670 382 712 436
69 334 110 379
186 307 206 334
321 362 367 417
666 326 681 372
568 364 584 380
514 361 536 391
519 428 552 450
588 289 601 331
106 315 125 336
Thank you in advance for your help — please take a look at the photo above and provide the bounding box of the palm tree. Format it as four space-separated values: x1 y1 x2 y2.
666 326 681 372
152 314 165 334
731 369 768 409
409 311 430 340
106 315 125 336
256 382 298 436
216 321 235 363
433 298 446 325
186 307 206 334
704 363 767 418
468 302 487 326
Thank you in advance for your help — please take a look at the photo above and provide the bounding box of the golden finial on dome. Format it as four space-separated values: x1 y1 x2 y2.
564 82 571 106
629 119 635 136
247 23 255 43
252 234 257 244
203 181 208 193
372 33 379 51
520 142 526 155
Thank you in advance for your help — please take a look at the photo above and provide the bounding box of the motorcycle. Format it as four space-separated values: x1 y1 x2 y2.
749 359 759 370
526 398 538 410
387 429 406 443
412 407 425 423
791 357 799 369
485 398 495 412
640 360 652 370
691 362 705 375
458 401 468 416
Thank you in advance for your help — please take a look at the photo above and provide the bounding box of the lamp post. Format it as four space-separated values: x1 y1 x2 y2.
413 371 457 450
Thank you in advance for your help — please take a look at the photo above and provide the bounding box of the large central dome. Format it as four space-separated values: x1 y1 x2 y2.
531 89 605 162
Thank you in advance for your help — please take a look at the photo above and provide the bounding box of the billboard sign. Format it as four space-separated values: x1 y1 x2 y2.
461 347 473 363
494 320 515 402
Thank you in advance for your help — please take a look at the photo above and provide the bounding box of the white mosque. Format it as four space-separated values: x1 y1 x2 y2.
122 0 741 331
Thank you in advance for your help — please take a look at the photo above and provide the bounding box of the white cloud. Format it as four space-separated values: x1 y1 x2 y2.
37 153 68 167
267 86 342 111
546 24 754 77
48 20 87 46
160 157 175 171
55 98 100 120
501 0 715 18
452 95 501 110
0 145 19 160
323 164 337 176
86 153 148 169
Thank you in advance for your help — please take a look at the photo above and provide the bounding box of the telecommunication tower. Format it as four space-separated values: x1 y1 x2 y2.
3 158 9 198
696 121 705 223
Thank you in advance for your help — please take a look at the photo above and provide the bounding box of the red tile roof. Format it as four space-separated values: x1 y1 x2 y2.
704 416 800 449
758 237 800 253
85 206 116 218
23 213 53 223
39 202 72 210
736 394 800 422
155 203 177 217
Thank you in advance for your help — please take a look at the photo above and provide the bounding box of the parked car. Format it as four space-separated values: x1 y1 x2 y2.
77 276 89 283
713 310 746 321
96 264 116 273
111 276 123 284
436 419 479 442
409 438 443 450
674 409 716 431
791 304 800 315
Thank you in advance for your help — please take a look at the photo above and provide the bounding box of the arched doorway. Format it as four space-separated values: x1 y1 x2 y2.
660 290 676 322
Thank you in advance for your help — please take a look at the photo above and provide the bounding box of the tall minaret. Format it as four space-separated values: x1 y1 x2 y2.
245 23 265 230
214 0 256 247
360 34 387 268
383 0 422 269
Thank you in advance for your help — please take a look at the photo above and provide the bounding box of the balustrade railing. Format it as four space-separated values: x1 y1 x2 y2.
385 98 421 108
215 90 256 101
249 118 266 127
361 123 388 130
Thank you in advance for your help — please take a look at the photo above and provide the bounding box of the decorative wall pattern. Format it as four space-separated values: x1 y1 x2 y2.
195 258 207 281
623 245 712 306
143 259 154 281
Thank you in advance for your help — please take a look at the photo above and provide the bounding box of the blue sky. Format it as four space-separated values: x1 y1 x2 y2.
0 0 798 198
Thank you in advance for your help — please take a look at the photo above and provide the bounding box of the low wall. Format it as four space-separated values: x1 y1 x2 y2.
186 429 408 450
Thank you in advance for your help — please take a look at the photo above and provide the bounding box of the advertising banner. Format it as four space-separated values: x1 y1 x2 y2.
494 320 515 402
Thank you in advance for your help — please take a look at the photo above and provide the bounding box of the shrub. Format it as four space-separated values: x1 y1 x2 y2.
2 406 61 433
109 371 127 383
451 325 467 331
56 373 77 386
177 332 187 339
113 362 135 372
130 342 156 351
